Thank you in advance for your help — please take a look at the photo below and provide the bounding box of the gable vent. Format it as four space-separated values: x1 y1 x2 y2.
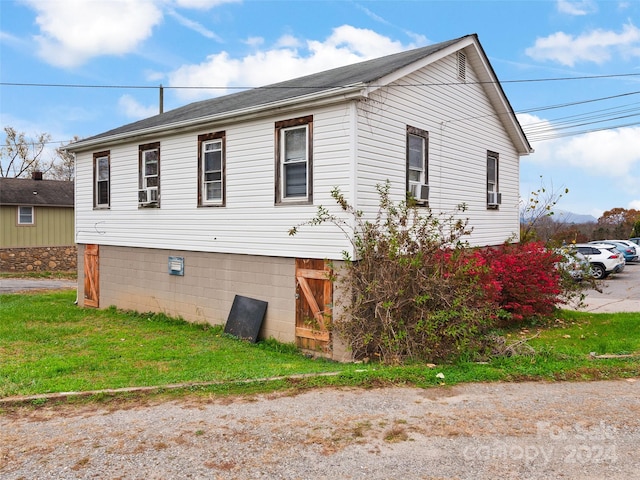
457 51 466 81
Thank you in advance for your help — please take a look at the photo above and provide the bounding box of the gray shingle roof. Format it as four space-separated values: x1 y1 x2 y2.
0 178 74 207
77 36 469 143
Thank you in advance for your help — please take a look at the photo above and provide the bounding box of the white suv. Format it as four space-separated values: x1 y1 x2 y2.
571 243 625 279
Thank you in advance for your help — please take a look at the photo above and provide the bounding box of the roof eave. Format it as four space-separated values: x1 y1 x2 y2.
66 84 365 153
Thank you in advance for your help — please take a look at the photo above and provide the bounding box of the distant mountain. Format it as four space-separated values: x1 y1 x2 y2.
520 210 598 224
552 210 598 224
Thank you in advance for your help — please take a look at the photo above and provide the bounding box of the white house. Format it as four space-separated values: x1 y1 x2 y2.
67 34 531 359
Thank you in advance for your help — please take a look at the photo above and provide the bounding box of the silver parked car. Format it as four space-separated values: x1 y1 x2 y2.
589 240 638 263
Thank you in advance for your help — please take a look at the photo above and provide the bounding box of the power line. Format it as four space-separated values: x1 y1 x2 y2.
517 90 640 115
2 72 640 90
525 120 640 142
4 76 640 145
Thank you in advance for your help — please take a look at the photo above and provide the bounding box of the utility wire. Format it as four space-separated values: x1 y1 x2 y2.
4 76 640 144
525 120 640 141
2 72 640 90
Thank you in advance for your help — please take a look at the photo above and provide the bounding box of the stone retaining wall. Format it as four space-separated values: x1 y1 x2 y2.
0 246 77 272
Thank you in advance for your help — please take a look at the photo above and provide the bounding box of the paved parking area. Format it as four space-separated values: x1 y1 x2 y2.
575 261 640 313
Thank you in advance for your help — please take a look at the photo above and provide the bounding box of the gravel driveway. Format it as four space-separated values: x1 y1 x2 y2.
2 379 639 479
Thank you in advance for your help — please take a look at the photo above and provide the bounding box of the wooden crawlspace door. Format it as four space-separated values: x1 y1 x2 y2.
295 258 332 354
83 244 99 308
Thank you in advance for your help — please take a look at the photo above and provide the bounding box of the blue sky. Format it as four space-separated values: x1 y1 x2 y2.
1 0 639 219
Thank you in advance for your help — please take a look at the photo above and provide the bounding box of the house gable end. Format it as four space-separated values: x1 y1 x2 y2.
368 35 531 157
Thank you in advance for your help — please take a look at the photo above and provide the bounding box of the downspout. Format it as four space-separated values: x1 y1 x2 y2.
72 151 79 305
349 99 359 261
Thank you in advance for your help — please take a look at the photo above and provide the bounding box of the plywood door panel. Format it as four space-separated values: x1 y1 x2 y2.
295 258 332 353
83 244 99 308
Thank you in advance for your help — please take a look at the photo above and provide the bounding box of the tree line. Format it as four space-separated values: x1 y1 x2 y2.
521 179 640 242
0 126 76 180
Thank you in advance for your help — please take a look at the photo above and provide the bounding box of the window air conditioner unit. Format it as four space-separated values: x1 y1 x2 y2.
410 183 429 202
487 192 502 206
139 186 158 205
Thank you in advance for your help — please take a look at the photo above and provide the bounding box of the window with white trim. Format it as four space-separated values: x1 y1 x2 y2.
18 206 34 225
93 151 110 208
276 115 313 204
138 142 160 207
486 150 501 208
406 126 429 203
198 132 225 206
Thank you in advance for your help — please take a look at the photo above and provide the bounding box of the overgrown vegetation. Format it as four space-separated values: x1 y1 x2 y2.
291 182 590 364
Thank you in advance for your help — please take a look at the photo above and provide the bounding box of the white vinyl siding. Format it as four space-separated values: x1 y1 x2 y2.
74 47 522 256
355 51 520 245
75 105 353 260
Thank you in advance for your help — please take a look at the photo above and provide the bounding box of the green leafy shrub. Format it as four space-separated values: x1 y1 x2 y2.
291 183 496 364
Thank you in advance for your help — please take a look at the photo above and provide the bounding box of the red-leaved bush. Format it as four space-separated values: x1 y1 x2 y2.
477 241 565 322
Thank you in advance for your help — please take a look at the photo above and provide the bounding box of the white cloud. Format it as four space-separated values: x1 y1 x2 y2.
0 30 24 47
169 25 411 101
118 95 160 119
274 34 301 49
518 114 640 173
629 199 640 209
23 0 237 68
173 0 239 9
525 22 640 66
26 0 163 68
166 9 222 41
245 36 265 47
556 126 640 176
355 3 429 47
523 115 640 195
556 0 597 16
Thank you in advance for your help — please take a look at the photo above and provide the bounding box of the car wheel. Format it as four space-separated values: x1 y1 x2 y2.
590 264 606 279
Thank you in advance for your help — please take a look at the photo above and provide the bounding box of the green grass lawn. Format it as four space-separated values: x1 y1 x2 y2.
1 290 639 402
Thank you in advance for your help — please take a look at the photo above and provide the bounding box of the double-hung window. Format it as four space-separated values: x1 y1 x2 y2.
406 126 429 203
486 150 501 208
93 151 110 208
138 142 160 206
198 132 225 206
18 206 34 225
276 115 313 204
